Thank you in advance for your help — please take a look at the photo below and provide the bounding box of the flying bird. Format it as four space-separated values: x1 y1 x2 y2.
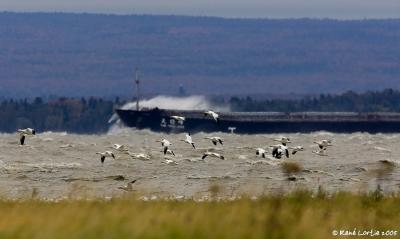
204 110 220 124
204 136 223 146
201 151 225 160
160 139 173 155
112 144 128 152
273 137 291 146
17 128 36 145
118 180 137 191
161 149 176 156
163 159 178 165
181 133 196 149
314 140 332 149
170 115 185 122
255 148 268 158
129 152 151 161
312 148 328 156
271 144 289 159
96 151 115 164
289 146 304 155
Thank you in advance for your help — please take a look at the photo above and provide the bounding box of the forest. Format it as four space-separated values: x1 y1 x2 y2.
0 97 116 133
229 89 400 112
2 89 400 133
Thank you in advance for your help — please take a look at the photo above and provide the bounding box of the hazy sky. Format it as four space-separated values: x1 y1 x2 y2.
1 0 400 19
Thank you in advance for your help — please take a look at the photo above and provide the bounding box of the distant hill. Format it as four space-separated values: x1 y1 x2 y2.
0 12 399 97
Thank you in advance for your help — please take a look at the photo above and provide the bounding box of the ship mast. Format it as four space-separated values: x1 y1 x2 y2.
135 67 140 111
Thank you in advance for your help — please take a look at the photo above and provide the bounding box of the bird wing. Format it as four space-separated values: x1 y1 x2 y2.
101 156 106 163
272 147 278 157
285 149 289 158
212 140 217 146
191 143 196 149
201 154 208 159
186 134 191 142
20 135 25 145
163 146 168 155
218 139 223 145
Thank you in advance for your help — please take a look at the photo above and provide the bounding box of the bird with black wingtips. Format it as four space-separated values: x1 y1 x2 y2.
17 128 36 145
314 139 332 149
204 136 223 146
118 179 137 191
181 133 196 149
201 151 225 160
255 148 268 158
165 149 175 156
204 110 220 124
271 144 289 159
312 148 328 156
158 138 173 155
96 151 115 164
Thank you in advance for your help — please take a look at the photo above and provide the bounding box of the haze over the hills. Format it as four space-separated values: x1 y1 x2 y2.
0 0 399 18
0 12 399 98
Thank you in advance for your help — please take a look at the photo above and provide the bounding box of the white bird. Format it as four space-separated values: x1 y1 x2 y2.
112 144 128 152
204 110 220 124
270 144 289 159
201 151 225 160
164 149 176 156
255 148 268 158
204 136 223 146
118 180 137 191
273 136 291 145
160 139 173 155
314 140 332 149
96 151 115 164
171 115 185 122
312 148 328 156
163 159 178 165
17 128 36 145
181 133 195 149
129 152 151 160
118 179 136 192
289 146 304 155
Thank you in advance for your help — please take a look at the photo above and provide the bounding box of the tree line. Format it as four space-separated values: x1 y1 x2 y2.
228 89 400 112
0 97 118 133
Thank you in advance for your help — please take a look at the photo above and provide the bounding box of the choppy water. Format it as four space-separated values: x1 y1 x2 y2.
0 129 399 200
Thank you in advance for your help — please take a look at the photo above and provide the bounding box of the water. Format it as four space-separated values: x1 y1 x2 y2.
0 129 399 200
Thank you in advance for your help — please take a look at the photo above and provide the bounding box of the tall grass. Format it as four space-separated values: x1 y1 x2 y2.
0 191 399 239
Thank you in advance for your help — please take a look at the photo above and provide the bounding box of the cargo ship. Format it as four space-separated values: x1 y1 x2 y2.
115 70 400 134
115 108 400 133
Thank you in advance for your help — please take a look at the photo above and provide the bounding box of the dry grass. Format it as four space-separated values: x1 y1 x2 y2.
0 191 399 239
281 161 303 177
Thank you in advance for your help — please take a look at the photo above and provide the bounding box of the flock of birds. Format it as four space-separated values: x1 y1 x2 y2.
15 110 336 191
16 109 333 163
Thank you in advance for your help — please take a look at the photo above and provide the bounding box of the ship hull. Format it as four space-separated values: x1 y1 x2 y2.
115 108 400 134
